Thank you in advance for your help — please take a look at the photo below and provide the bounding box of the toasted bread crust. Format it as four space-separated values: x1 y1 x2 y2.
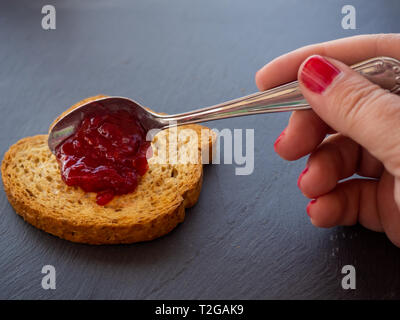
2 152 186 244
1 96 216 244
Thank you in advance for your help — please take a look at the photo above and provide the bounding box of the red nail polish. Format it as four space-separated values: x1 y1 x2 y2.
274 128 286 150
297 166 309 188
300 55 341 94
306 198 317 217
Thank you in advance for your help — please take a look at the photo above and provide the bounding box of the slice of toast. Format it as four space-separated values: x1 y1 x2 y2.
1 96 216 244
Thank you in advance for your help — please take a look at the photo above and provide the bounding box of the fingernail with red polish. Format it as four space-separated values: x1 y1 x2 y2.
300 55 341 94
297 166 309 188
306 198 317 217
274 128 286 150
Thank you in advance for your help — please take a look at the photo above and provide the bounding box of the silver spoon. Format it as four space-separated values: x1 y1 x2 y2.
48 56 400 153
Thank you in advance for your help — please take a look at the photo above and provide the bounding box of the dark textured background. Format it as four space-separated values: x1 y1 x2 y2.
1 0 400 299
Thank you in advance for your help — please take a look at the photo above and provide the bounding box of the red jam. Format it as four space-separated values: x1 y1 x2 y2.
55 109 151 205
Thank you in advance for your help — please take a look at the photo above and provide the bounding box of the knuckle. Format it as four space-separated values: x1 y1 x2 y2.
331 79 386 132
331 77 400 174
375 33 400 55
385 145 400 177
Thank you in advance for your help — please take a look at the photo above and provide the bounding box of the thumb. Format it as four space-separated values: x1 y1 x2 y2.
298 55 400 177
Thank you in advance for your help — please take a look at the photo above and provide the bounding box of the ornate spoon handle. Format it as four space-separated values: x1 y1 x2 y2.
161 56 400 126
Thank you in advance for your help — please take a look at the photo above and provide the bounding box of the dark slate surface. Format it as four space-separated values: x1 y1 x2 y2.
1 0 400 299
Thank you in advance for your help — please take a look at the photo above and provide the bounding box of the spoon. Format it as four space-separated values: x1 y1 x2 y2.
48 56 400 153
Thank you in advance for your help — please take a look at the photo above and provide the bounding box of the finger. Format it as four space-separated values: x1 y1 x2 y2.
298 134 360 198
298 135 384 198
357 148 384 178
377 171 400 248
255 33 400 91
274 110 330 160
306 179 384 232
298 55 400 178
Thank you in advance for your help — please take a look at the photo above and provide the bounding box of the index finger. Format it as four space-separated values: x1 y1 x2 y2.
255 33 400 91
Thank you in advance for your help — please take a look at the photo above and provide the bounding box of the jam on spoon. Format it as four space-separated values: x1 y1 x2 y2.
55 108 151 205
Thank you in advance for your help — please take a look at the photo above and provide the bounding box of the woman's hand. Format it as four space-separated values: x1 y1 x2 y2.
255 34 400 247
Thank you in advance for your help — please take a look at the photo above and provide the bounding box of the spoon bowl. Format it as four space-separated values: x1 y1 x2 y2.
48 96 170 153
